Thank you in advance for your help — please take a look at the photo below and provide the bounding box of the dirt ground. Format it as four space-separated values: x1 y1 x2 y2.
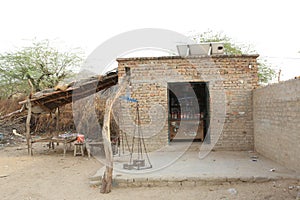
0 142 299 200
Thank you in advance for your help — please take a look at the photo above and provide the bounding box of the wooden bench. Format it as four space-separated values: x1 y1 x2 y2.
32 136 77 156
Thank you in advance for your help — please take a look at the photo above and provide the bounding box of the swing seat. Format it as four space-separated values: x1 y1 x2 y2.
133 159 145 167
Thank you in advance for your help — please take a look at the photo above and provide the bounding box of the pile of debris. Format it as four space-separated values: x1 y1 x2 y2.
0 129 26 147
0 97 27 147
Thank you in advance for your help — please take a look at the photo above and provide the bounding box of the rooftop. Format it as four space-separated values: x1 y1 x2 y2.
117 54 260 62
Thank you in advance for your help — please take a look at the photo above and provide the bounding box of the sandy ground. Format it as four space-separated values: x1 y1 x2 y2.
0 142 299 200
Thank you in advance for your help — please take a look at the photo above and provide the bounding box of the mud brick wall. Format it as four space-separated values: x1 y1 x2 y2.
117 55 259 152
253 79 300 172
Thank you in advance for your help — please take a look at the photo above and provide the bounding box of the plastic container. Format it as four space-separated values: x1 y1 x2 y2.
77 134 85 143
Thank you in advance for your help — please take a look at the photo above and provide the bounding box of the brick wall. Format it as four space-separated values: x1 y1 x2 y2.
117 55 259 152
253 79 300 172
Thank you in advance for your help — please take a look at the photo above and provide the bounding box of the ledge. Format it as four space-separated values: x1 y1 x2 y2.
117 54 260 62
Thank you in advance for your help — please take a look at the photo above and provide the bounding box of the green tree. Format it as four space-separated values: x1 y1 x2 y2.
257 59 277 84
189 30 277 84
0 39 83 98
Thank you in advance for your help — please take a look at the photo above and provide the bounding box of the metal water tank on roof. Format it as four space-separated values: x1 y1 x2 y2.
176 42 224 56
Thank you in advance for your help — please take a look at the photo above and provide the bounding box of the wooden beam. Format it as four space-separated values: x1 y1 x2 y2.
19 73 117 105
24 75 118 111
0 105 25 120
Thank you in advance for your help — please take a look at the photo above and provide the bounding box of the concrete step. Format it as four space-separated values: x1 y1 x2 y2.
89 151 299 188
89 174 285 188
89 167 286 188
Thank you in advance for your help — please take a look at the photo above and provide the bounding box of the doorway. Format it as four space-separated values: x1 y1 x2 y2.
168 82 210 142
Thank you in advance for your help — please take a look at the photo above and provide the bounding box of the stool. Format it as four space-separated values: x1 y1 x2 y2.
74 142 84 156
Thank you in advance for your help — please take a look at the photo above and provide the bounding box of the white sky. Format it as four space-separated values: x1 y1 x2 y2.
0 0 300 80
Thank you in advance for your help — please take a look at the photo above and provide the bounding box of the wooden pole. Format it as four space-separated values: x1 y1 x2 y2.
100 120 113 194
0 105 25 120
56 107 60 131
278 69 281 83
26 97 32 156
26 79 34 156
100 77 128 194
55 107 60 147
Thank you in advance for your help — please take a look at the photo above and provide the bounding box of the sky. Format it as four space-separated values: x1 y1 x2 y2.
0 0 299 80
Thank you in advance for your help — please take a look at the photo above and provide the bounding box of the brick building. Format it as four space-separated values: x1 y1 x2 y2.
116 54 259 152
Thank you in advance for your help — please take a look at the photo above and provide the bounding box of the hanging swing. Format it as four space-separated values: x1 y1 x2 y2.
122 99 152 170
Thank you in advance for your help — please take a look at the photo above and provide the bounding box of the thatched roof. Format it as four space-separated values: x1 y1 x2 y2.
19 72 118 113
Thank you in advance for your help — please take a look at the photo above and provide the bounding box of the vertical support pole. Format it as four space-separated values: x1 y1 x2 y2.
26 79 34 156
55 107 60 147
63 140 67 157
56 107 60 131
100 76 129 194
100 101 114 194
26 98 32 156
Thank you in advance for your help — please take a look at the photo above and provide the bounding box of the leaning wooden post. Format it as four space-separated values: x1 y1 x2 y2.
100 101 114 194
100 77 128 194
26 97 32 156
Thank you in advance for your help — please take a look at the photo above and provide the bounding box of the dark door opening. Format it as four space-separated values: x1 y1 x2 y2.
168 82 210 142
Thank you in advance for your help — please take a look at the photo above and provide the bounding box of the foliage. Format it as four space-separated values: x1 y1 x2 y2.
257 59 277 84
189 30 277 84
190 30 244 55
0 39 83 98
